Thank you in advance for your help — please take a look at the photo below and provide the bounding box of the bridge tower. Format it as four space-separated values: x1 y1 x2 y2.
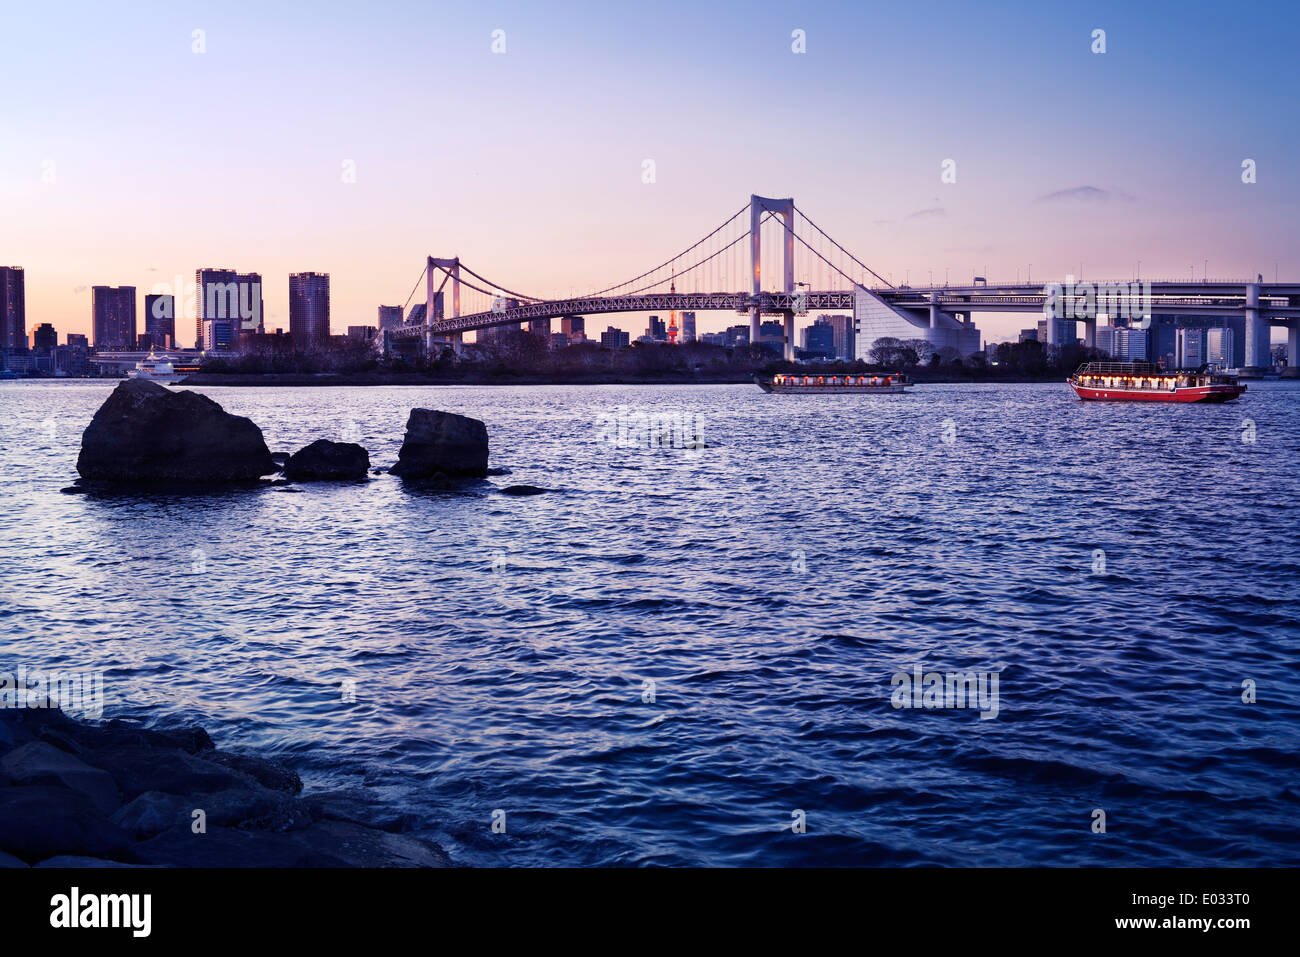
427 257 463 356
750 195 796 360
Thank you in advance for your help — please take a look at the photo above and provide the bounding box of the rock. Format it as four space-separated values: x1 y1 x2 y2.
270 451 290 468
0 786 134 864
301 789 421 833
202 751 302 794
76 378 275 483
499 484 547 496
293 820 451 867
135 825 349 868
0 850 28 868
80 745 257 800
113 787 309 839
59 486 87 494
389 408 489 479
111 791 188 840
485 466 512 476
282 439 369 481
1 742 121 814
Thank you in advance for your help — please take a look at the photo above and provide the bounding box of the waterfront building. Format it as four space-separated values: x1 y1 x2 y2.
289 272 331 346
680 311 696 343
1018 328 1039 344
1206 326 1235 369
646 316 666 341
195 268 262 348
529 318 552 338
144 294 175 348
560 316 584 339
1175 327 1206 369
31 322 56 353
821 314 854 359
92 285 137 350
0 266 25 352
378 305 404 331
854 285 982 359
800 317 836 357
600 326 629 349
725 324 749 348
550 332 570 350
347 325 376 341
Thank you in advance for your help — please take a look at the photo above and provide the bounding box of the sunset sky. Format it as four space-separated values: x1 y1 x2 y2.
2 0 1296 343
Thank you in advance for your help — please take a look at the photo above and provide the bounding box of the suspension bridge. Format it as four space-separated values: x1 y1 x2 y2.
387 194 1300 368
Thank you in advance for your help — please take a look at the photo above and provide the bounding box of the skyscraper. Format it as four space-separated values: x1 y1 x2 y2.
646 316 666 341
195 268 262 349
600 326 629 349
92 286 137 350
378 305 404 331
1175 327 1206 369
144 294 175 349
560 316 584 339
1206 326 1235 369
0 266 26 352
289 272 331 345
681 311 696 343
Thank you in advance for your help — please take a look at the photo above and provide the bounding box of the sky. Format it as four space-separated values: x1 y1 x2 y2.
2 0 1297 344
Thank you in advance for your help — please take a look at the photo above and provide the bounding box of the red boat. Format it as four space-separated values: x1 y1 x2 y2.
1068 361 1246 403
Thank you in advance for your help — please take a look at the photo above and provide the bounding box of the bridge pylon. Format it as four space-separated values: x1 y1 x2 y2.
750 195 796 360
427 257 462 355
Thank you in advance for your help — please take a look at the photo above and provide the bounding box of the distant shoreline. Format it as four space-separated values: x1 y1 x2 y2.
175 371 1074 387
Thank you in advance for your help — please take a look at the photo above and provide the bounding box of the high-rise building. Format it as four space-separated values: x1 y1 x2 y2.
289 272 331 345
347 325 376 341
801 317 835 357
144 294 175 349
32 322 57 353
0 266 26 352
646 316 666 341
1206 327 1235 369
1112 327 1148 361
560 316 584 338
820 314 853 359
378 305 404 331
680 311 696 343
529 318 552 338
195 269 262 349
1175 327 1206 369
600 326 630 349
725 324 749 348
92 286 137 350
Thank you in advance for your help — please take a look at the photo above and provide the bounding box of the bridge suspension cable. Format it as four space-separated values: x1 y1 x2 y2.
401 264 428 312
584 203 750 297
453 262 542 302
792 204 893 289
621 211 778 297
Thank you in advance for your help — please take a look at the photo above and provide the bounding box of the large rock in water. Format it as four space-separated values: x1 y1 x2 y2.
389 409 488 478
77 379 275 483
283 440 369 481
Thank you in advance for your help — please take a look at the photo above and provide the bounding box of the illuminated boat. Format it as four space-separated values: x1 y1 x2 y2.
756 372 910 394
1068 361 1245 403
126 351 177 381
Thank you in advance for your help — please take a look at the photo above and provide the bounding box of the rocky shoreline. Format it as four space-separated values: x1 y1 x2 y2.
0 707 452 868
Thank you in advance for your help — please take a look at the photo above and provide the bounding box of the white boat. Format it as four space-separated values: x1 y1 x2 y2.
127 351 177 381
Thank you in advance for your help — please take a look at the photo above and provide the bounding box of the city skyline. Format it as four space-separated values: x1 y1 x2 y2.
3 0 1298 344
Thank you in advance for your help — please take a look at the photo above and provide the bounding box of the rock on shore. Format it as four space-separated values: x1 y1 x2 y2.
76 379 276 483
388 409 489 479
283 439 369 481
0 708 451 868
